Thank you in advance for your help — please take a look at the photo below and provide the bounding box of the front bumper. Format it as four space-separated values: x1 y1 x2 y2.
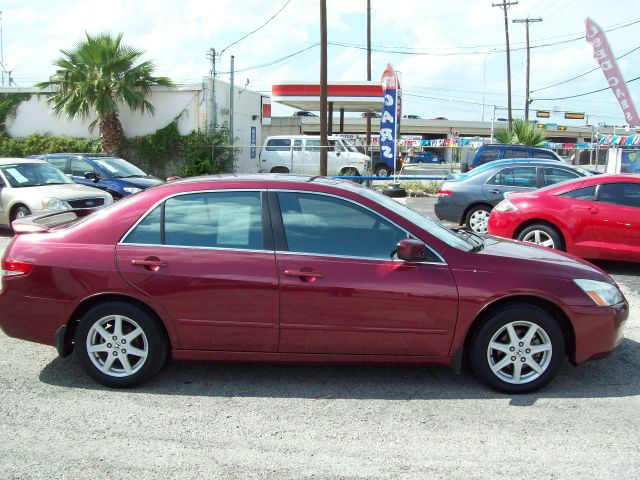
572 301 628 364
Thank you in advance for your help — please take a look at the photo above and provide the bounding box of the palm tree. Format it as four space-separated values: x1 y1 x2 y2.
494 118 546 147
36 32 174 154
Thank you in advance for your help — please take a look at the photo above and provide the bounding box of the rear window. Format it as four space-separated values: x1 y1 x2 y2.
560 185 596 200
503 148 529 159
266 139 291 152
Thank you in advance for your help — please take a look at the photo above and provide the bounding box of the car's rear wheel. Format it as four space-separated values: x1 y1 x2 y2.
74 302 168 388
465 205 492 234
374 165 391 177
471 304 564 394
517 224 564 250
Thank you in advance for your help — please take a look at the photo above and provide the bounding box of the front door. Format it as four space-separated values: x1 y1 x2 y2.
116 190 280 351
272 191 458 356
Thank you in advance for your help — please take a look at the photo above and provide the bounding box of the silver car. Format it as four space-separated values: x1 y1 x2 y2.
0 158 113 228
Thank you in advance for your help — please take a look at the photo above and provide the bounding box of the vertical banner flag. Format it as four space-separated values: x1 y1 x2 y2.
585 18 640 127
380 64 400 173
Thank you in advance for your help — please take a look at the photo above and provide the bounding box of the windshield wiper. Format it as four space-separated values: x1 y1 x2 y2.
455 228 485 251
114 174 144 178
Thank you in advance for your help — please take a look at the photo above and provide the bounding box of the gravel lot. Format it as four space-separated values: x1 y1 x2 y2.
1 199 639 480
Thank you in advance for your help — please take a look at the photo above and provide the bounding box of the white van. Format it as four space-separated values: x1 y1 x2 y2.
259 135 371 176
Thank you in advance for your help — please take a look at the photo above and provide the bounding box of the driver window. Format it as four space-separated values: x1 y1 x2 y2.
71 159 96 177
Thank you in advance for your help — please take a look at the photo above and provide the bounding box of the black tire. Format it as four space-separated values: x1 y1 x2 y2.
464 205 492 234
517 223 565 251
471 304 565 394
11 205 31 222
270 166 290 174
74 301 168 388
374 164 391 177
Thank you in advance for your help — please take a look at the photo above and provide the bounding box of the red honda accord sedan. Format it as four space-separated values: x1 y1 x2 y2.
488 174 640 263
0 175 628 393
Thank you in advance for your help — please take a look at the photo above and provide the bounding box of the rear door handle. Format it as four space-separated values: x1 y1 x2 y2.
131 258 168 272
488 189 501 195
284 269 324 282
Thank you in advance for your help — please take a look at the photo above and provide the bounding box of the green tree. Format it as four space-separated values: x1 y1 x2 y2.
36 32 174 154
494 118 546 146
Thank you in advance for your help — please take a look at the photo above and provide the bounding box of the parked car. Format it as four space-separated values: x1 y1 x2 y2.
259 135 371 176
462 144 562 172
488 174 640 262
0 158 112 229
447 157 565 181
402 114 421 119
435 160 591 234
293 110 317 117
29 153 163 199
407 151 445 164
0 175 628 393
361 112 381 118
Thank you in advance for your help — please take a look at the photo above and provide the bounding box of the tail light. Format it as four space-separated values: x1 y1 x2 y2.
437 189 452 196
1 259 33 276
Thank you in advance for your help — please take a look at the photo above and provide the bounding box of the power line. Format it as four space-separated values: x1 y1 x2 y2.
531 45 640 92
218 43 319 74
532 75 640 101
219 0 293 55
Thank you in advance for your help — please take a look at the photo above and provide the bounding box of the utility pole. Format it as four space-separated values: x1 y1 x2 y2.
493 0 518 127
207 48 217 133
366 0 372 157
319 0 328 176
513 17 542 120
1 11 4 87
229 55 235 147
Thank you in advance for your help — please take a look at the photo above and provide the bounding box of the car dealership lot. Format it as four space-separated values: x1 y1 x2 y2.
1 201 639 479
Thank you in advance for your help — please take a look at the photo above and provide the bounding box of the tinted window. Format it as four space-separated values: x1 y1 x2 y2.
542 167 580 186
123 192 263 250
503 148 529 159
533 151 559 160
47 158 68 172
598 183 640 208
266 139 291 152
277 192 407 259
488 167 538 187
293 139 303 152
560 185 596 201
477 149 499 163
71 159 96 176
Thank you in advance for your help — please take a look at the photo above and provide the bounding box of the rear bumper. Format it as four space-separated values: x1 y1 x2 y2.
487 211 520 238
434 200 461 224
572 301 628 364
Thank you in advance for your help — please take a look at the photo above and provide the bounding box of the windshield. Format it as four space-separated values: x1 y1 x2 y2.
341 138 358 153
0 162 72 188
92 157 148 178
358 187 474 251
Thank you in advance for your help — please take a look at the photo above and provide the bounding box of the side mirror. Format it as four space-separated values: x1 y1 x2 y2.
84 172 100 183
397 239 427 262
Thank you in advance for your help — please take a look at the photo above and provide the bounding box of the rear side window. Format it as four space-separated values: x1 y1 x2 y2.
533 151 559 160
503 148 529 159
266 139 291 152
476 149 499 164
542 167 581 186
306 140 321 152
598 183 640 208
123 191 263 250
488 167 538 187
560 185 596 200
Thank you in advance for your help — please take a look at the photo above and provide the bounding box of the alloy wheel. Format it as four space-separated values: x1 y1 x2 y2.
521 230 555 248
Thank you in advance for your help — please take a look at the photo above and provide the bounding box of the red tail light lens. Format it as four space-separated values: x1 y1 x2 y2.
1 259 33 276
437 189 452 196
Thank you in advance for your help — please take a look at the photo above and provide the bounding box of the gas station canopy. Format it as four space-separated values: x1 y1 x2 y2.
271 81 383 112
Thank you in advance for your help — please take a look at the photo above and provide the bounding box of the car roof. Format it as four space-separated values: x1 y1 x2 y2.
28 153 120 159
164 173 361 189
0 157 47 165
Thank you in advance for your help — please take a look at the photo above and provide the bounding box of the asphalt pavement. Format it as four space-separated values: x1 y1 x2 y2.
0 199 639 479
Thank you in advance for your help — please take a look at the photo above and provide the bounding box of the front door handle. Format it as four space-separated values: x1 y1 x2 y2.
132 257 168 272
488 189 501 195
284 269 324 282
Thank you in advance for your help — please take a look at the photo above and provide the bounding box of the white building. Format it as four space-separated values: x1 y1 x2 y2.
1 79 267 173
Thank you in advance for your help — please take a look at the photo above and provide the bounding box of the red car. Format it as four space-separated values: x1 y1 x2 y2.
488 174 640 263
0 175 629 393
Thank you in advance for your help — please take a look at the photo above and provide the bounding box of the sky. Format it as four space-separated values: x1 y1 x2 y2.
2 0 639 126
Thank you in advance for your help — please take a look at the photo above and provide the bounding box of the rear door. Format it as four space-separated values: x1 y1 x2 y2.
303 140 321 174
482 166 539 205
540 166 583 187
116 190 280 352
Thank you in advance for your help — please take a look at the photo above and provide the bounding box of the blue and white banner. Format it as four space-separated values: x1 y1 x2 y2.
380 64 400 172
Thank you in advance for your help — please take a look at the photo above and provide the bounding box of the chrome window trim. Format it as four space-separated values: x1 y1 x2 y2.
120 243 273 255
271 189 447 265
275 250 447 265
118 188 264 247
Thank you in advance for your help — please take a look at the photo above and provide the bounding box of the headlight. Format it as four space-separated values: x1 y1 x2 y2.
123 187 143 194
574 279 624 306
42 197 71 211
494 198 517 212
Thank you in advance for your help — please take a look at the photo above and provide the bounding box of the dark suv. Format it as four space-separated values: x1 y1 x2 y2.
29 153 163 199
465 144 562 172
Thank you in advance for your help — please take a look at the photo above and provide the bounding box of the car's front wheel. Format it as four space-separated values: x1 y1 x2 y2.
471 304 565 394
11 205 31 221
74 302 168 388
